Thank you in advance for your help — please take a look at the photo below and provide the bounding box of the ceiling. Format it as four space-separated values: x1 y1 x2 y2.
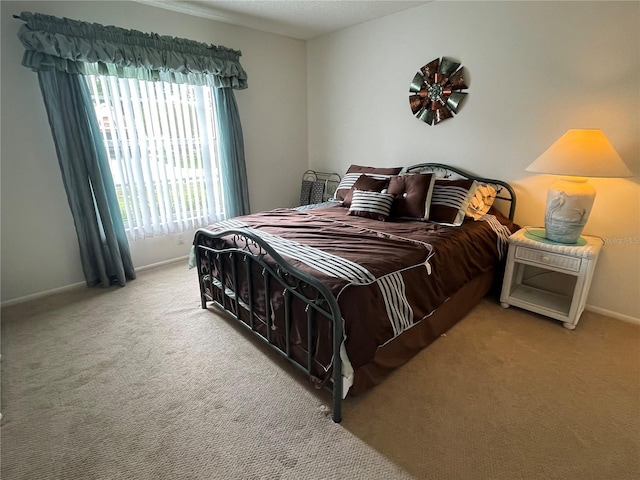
135 0 432 40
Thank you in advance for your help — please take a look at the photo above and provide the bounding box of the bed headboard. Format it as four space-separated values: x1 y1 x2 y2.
402 163 517 221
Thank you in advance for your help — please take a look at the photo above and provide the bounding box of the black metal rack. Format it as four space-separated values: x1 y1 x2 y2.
299 170 342 205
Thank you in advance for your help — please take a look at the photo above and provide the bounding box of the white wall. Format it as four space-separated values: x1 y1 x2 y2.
307 1 639 320
1 1 307 303
2 1 638 321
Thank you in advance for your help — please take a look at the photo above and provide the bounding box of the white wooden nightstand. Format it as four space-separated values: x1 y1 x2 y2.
500 227 604 330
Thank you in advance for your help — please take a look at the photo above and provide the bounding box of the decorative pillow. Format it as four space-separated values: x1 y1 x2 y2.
466 183 497 220
342 175 390 207
387 173 435 219
428 179 479 226
334 165 402 202
300 180 313 206
348 190 395 221
309 180 326 205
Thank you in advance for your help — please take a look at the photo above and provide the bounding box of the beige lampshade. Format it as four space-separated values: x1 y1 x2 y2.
526 129 632 178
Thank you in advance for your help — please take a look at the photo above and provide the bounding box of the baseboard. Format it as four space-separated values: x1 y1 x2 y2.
585 305 640 326
134 255 189 273
1 256 189 308
1 280 88 308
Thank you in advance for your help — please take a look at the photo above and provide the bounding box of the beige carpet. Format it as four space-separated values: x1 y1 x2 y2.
1 261 638 480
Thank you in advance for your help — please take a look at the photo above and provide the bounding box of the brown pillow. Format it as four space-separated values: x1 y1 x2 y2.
387 173 435 219
342 175 390 207
334 164 402 202
348 190 395 221
428 179 479 226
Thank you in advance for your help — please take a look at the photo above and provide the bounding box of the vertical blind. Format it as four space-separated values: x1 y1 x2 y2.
85 75 225 240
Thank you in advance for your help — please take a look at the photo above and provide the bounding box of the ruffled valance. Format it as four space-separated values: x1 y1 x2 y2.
16 12 248 89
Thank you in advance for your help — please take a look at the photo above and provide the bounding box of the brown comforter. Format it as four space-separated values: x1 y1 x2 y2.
199 204 518 392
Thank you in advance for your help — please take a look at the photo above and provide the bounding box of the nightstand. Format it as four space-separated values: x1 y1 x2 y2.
500 227 604 330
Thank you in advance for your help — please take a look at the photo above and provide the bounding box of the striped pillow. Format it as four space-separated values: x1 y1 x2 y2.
334 165 402 202
348 190 395 221
428 179 479 226
342 174 390 208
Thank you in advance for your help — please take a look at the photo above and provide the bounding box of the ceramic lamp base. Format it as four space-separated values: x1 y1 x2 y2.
544 177 595 244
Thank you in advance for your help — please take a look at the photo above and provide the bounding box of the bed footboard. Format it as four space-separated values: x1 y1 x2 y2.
193 228 344 423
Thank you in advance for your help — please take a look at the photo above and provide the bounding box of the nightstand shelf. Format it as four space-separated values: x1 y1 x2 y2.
509 284 571 316
500 228 603 330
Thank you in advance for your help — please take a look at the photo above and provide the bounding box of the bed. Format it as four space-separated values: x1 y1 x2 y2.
192 163 518 422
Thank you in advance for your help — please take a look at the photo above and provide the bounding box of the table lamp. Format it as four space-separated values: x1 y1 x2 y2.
526 129 632 244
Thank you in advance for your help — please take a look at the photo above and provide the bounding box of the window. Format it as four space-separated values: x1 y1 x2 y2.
85 75 226 240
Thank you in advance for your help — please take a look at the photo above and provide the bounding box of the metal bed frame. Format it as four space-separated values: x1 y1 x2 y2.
194 163 516 423
194 228 345 421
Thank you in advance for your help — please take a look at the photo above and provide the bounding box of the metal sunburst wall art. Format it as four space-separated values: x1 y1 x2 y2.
409 57 468 126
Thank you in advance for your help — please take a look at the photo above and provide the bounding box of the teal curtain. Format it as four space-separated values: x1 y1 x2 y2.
17 12 248 89
37 69 135 287
214 87 250 217
16 12 250 287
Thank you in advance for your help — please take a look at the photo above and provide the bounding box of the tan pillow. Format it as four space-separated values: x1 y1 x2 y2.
466 183 497 220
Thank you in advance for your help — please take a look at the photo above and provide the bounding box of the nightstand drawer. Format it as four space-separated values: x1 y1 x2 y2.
515 246 582 272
